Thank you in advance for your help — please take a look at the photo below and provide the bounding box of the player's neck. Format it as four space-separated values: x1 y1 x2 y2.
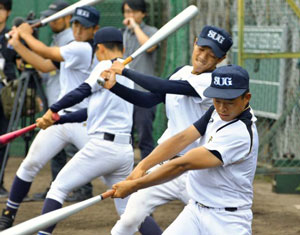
104 50 123 61
0 22 6 33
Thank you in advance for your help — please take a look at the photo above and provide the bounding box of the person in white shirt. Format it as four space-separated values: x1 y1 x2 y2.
103 25 233 235
112 64 258 235
0 6 99 231
35 26 134 235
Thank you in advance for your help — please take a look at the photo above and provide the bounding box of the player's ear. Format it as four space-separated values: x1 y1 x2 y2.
217 55 226 64
93 25 100 34
194 37 198 45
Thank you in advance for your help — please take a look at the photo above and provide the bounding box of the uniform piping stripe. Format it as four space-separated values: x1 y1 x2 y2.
38 231 52 235
6 199 20 208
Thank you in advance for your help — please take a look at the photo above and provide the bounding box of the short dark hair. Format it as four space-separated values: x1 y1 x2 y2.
122 0 147 13
0 0 12 11
102 42 124 52
241 89 250 98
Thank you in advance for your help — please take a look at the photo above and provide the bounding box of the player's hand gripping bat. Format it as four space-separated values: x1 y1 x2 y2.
0 113 60 147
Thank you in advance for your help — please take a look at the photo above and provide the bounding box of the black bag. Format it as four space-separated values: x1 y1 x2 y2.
0 79 42 119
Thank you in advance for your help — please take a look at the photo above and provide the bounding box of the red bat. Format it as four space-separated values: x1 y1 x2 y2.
0 113 60 146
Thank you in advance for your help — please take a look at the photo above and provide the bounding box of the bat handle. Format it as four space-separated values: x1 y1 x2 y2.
5 21 42 40
97 56 133 87
101 189 115 199
122 56 133 65
5 32 12 40
30 21 42 28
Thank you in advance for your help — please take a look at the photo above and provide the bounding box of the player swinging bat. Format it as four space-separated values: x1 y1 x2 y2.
5 0 105 39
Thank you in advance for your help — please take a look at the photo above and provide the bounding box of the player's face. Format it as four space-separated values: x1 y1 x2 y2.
0 4 10 24
49 17 68 33
191 44 224 74
213 93 251 122
123 4 145 24
72 21 95 42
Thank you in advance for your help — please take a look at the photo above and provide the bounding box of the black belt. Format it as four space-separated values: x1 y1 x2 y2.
195 201 237 212
102 132 131 144
103 132 115 142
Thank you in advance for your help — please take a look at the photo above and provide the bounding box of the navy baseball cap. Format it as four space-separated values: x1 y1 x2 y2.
94 26 123 45
70 6 100 28
203 64 249 99
40 0 69 18
197 25 233 58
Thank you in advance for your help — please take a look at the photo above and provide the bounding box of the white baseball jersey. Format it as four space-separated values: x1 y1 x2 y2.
59 41 98 112
111 66 213 235
187 107 259 209
158 65 213 155
46 59 135 217
84 59 134 135
42 28 74 106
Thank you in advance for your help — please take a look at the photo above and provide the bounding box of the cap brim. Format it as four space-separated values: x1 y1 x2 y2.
203 87 247 99
40 9 57 18
70 16 95 28
197 38 224 58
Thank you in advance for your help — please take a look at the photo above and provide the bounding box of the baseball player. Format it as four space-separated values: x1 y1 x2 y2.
8 0 93 202
35 0 93 202
35 26 134 235
112 64 259 235
0 6 99 230
103 26 233 235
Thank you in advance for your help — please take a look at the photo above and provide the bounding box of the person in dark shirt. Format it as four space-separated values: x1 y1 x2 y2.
0 0 17 198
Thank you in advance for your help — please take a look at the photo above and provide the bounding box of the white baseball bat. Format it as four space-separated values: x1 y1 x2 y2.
123 5 199 65
39 0 104 26
5 0 104 39
0 190 114 235
97 5 199 86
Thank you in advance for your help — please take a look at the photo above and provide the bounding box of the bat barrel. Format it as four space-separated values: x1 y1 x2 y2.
0 190 114 235
130 5 198 59
0 124 37 146
40 0 103 25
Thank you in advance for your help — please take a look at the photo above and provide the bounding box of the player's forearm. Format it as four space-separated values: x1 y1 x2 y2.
135 160 186 191
122 68 199 96
50 83 92 112
21 33 50 58
138 126 200 171
13 41 56 73
55 109 88 124
110 82 163 107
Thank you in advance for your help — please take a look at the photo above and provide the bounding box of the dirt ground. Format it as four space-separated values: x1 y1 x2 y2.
1 157 300 235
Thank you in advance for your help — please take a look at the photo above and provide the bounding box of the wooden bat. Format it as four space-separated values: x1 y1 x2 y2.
0 190 115 235
0 113 60 146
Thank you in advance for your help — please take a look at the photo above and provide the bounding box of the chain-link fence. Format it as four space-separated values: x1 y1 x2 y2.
235 0 300 174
